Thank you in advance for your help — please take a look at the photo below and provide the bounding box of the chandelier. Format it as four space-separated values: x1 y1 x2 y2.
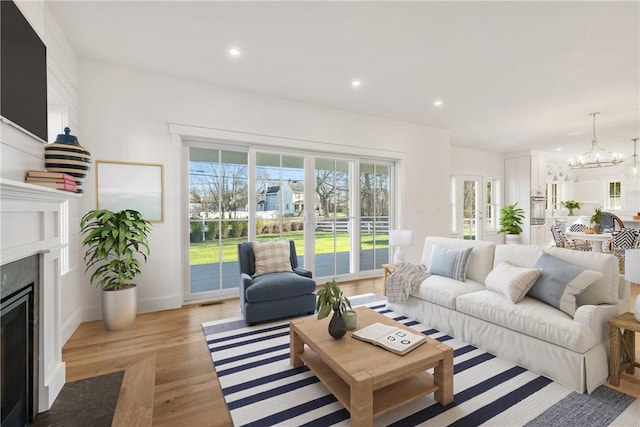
568 112 623 169
625 138 640 180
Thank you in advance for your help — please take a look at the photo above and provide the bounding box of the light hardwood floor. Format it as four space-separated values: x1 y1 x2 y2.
62 279 640 426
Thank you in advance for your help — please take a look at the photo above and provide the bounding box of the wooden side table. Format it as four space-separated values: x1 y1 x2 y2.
381 263 396 296
608 312 640 386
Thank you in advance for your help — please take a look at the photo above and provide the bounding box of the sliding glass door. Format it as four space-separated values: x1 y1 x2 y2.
185 143 395 301
255 152 306 265
359 162 390 271
314 158 352 277
188 147 248 299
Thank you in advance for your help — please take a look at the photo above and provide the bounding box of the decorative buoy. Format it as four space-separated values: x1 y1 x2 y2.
44 127 91 193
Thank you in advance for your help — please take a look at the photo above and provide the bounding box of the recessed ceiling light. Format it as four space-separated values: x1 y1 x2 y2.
433 100 443 107
351 80 361 87
556 147 563 151
229 48 241 57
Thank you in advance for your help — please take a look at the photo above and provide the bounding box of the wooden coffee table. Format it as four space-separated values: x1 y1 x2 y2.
290 306 454 427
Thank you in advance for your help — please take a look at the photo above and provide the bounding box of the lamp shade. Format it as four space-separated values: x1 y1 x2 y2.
625 249 640 284
626 249 640 322
389 230 412 247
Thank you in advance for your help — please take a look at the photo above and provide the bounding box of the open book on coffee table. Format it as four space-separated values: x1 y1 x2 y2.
352 322 426 355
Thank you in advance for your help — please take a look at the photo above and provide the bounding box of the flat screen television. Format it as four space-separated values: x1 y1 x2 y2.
1 0 48 142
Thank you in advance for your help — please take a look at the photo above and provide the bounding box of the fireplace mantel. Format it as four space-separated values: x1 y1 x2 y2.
1 177 79 412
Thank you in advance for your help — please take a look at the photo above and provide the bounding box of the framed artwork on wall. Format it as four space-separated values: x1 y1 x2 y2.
96 160 164 222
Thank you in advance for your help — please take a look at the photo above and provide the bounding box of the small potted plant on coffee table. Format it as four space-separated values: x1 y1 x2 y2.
316 279 352 339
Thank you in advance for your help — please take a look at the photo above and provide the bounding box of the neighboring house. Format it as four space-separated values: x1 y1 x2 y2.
258 182 296 215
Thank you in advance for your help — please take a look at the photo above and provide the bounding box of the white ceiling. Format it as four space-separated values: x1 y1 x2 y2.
47 1 640 162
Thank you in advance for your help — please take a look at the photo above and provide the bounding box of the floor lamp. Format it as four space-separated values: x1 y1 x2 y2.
389 230 412 264
625 249 640 321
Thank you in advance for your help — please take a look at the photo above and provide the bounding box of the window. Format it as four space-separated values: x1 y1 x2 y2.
450 176 457 233
547 182 558 213
485 178 498 231
60 200 69 274
607 181 622 210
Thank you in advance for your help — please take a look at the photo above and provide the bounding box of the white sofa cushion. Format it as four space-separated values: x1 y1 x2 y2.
412 275 485 309
456 290 597 353
421 237 496 284
485 261 542 303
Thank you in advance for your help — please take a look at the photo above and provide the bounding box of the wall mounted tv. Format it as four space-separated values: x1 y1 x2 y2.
1 0 48 142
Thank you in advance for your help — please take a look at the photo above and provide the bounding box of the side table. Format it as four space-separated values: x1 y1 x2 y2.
608 312 640 386
381 263 396 296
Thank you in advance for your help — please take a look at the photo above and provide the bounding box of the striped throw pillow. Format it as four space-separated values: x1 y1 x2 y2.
252 241 293 277
485 261 542 303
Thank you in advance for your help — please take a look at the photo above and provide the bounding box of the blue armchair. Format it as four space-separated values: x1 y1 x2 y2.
238 241 316 325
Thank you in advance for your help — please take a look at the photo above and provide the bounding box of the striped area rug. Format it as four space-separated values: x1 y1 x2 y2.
202 295 640 426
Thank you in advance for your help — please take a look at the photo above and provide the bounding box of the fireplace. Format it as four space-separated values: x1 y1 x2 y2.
0 178 78 419
1 255 39 426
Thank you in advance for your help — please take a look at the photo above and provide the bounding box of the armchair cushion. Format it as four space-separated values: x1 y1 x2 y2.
252 240 293 277
245 272 316 303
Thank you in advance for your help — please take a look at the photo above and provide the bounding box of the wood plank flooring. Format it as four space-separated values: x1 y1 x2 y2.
61 278 640 426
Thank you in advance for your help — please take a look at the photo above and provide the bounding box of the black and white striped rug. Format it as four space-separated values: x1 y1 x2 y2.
202 294 640 426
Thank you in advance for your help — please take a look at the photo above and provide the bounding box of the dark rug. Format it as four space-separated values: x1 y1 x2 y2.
31 371 123 427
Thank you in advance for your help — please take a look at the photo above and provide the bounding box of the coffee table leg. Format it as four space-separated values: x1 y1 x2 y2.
350 371 373 427
434 347 454 405
290 323 304 368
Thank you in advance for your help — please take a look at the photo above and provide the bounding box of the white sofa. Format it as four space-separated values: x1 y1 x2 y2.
386 236 629 393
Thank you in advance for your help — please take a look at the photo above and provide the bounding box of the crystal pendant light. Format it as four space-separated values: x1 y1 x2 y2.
568 112 623 169
624 138 640 180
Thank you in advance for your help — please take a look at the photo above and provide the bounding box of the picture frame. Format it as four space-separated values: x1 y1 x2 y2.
96 160 164 222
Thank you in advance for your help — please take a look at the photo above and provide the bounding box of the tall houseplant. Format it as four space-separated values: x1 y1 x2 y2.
316 279 352 338
498 202 525 244
81 209 152 330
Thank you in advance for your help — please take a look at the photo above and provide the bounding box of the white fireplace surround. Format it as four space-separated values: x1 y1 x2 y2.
1 178 79 411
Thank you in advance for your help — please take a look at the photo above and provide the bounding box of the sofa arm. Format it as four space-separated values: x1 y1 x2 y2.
574 303 620 344
294 267 312 278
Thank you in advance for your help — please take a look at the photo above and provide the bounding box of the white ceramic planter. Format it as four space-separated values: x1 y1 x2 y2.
101 285 137 331
505 234 521 245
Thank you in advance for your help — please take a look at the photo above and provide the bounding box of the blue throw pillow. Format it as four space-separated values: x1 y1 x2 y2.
528 252 603 316
427 245 473 282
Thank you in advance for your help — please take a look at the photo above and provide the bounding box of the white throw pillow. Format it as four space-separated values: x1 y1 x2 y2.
485 261 542 303
252 240 293 277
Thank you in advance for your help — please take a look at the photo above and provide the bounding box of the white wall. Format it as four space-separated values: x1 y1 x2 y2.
77 59 451 319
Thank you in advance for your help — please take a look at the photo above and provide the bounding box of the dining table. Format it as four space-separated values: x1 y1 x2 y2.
564 231 613 253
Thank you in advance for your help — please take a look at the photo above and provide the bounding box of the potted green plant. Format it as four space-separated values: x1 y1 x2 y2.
316 279 352 338
80 209 152 330
498 202 525 244
561 200 582 216
591 206 604 234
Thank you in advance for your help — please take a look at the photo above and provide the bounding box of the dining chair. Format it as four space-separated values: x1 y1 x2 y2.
610 228 640 273
601 212 625 232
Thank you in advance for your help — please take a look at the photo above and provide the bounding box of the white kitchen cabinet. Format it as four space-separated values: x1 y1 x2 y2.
531 155 547 192
531 224 549 246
